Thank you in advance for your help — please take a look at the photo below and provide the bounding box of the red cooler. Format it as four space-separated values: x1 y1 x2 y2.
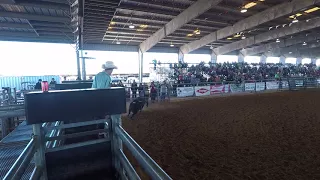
41 81 49 92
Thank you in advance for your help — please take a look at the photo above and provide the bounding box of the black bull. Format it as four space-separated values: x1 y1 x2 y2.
128 97 149 119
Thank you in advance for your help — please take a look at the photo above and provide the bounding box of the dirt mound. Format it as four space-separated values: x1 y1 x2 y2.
123 90 320 180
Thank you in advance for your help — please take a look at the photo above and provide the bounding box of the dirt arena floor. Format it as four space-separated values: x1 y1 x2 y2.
123 90 320 180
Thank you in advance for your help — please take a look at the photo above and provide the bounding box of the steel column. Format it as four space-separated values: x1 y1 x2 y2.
311 58 317 64
280 55 286 64
260 54 267 64
296 57 302 65
238 54 244 63
138 49 143 82
211 52 217 64
178 50 184 63
76 50 81 80
33 124 48 180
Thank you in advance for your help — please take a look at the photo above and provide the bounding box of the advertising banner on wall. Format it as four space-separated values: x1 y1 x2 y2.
210 85 228 94
177 87 195 97
255 82 266 91
245 83 256 91
281 81 289 89
195 86 211 96
266 81 279 90
230 84 244 93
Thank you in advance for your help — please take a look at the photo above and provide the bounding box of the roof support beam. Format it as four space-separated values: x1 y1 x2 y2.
180 0 320 54
240 33 320 56
0 11 70 23
213 17 320 55
138 0 223 53
0 1 70 11
270 42 320 56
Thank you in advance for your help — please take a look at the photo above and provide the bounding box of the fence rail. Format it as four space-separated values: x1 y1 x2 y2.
2 114 172 180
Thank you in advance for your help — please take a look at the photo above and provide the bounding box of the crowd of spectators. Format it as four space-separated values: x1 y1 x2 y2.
173 62 320 84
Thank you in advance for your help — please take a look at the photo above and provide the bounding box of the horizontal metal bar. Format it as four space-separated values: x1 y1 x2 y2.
116 125 172 180
0 104 24 111
3 138 36 180
45 128 108 141
0 109 25 118
46 121 60 148
118 149 141 180
46 138 110 153
29 166 43 180
45 119 108 131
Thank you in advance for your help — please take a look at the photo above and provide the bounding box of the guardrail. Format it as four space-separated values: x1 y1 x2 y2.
3 115 171 180
115 125 171 180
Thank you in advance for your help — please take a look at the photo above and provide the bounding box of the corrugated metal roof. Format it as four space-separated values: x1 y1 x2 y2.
0 27 33 32
0 4 26 13
0 17 28 23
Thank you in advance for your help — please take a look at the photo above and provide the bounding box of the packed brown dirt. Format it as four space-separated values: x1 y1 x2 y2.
123 90 320 180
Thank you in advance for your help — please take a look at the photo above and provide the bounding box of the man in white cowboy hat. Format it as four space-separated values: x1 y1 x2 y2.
92 61 119 138
92 61 117 88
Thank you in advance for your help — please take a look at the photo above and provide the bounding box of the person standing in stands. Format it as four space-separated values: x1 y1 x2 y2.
34 79 42 90
160 81 168 101
150 81 157 103
138 83 144 97
131 80 138 98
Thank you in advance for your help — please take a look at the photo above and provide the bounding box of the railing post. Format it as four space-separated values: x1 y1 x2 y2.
33 124 48 180
111 115 122 177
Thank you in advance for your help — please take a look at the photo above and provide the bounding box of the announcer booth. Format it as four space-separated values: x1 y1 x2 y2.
3 88 171 180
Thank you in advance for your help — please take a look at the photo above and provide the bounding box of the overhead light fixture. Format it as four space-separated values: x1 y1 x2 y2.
140 24 148 28
107 26 112 30
259 0 265 1
187 33 193 37
276 39 280 43
303 42 307 46
170 42 174 47
317 40 320 43
304 7 320 13
289 52 292 54
292 17 299 23
129 23 135 29
241 8 247 13
194 29 200 35
234 33 241 38
241 36 246 39
116 41 121 45
244 2 257 9
227 37 233 40
210 45 213 49
296 13 303 17
110 21 115 25
137 29 143 32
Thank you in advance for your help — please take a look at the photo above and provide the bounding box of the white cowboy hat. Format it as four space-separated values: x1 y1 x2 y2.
102 61 117 69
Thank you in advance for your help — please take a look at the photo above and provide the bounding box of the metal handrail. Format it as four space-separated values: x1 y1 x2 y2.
0 109 25 118
45 118 108 131
118 149 141 180
115 125 172 180
3 138 36 180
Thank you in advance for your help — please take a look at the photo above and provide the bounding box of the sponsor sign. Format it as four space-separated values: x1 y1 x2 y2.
194 86 211 96
230 84 244 93
245 83 256 91
210 85 227 95
281 81 289 89
255 82 266 91
266 81 279 90
177 87 194 97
